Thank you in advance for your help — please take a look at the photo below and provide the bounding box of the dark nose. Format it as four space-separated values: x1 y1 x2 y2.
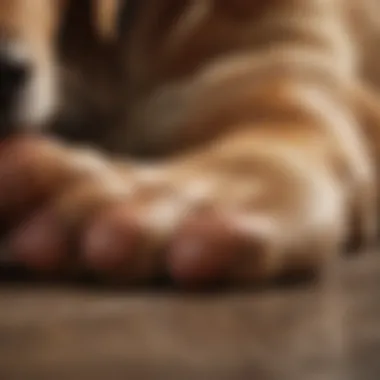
0 51 30 103
0 47 31 136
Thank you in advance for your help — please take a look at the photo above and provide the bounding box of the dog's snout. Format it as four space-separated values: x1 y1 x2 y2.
0 48 30 100
0 42 32 135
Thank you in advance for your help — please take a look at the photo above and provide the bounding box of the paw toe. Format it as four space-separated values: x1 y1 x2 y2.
9 211 69 271
168 214 238 287
82 205 141 273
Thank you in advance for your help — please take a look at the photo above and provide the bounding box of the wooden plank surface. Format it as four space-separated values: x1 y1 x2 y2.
0 252 378 380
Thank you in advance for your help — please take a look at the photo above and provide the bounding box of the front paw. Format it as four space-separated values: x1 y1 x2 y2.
0 137 356 288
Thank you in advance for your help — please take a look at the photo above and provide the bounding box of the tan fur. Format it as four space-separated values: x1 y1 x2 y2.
1 0 380 285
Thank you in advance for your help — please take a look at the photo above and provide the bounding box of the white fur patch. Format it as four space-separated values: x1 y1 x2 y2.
180 179 216 204
73 150 112 174
18 62 58 127
134 166 168 185
140 197 185 235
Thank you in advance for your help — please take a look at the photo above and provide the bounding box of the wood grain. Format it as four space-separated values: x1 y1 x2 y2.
0 252 378 380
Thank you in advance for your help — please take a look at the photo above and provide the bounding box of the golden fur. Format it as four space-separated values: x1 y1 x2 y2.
0 0 380 286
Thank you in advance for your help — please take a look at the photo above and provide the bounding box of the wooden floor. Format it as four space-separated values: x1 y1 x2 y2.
0 252 379 380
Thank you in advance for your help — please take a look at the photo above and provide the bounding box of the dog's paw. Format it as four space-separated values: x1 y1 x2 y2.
0 136 365 287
